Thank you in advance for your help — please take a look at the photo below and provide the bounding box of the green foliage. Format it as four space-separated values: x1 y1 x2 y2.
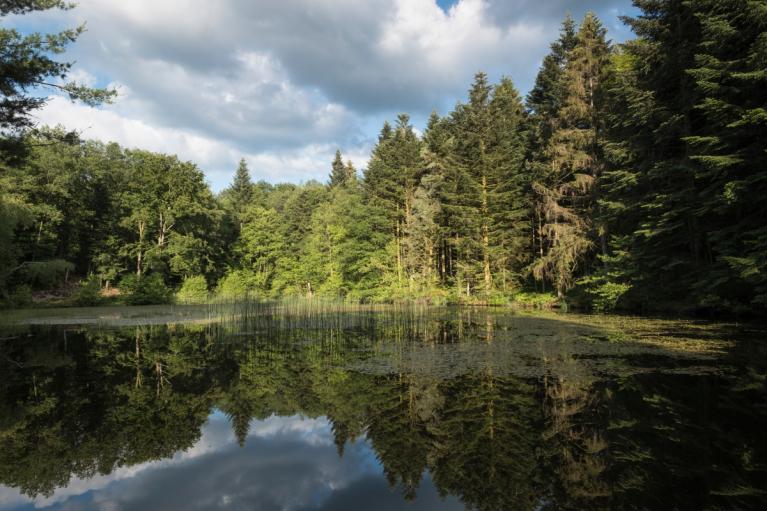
216 270 258 299
576 276 631 312
1 284 32 308
73 275 103 306
0 0 115 157
21 259 74 289
120 274 173 305
176 275 209 304
237 206 284 293
511 291 560 309
486 291 512 306
0 191 34 292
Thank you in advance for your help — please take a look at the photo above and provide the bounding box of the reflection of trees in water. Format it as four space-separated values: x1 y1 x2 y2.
0 325 213 498
0 313 765 510
539 350 610 509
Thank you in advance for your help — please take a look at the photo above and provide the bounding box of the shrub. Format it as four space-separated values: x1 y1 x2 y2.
120 273 173 305
73 275 103 306
216 270 257 300
575 274 631 312
487 291 511 306
511 291 560 309
2 285 32 308
176 275 209 304
589 282 632 312
23 259 75 289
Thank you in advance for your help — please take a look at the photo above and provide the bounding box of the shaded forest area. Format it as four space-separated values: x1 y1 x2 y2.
1 1 766 314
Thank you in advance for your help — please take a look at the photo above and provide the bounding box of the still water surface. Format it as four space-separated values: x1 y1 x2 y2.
0 304 765 510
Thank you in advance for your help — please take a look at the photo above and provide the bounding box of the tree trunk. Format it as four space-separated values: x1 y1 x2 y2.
481 173 492 292
396 207 402 285
137 219 145 277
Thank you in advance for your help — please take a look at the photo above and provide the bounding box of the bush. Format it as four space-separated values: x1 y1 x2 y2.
176 275 209 304
575 275 631 312
120 273 173 305
589 282 632 312
216 270 257 300
73 275 103 306
487 291 511 306
511 291 560 309
1 285 32 308
23 259 75 289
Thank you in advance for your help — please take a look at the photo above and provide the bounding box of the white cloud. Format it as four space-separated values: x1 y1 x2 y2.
15 0 634 188
35 96 370 190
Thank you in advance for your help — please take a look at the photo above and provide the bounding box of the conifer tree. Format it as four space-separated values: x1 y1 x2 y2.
526 16 579 292
683 0 767 306
486 77 530 291
449 72 494 295
230 158 253 213
364 114 422 287
600 0 767 311
0 0 115 158
328 150 347 187
533 13 610 298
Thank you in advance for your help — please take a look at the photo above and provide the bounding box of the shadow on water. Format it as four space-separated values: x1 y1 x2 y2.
0 304 765 510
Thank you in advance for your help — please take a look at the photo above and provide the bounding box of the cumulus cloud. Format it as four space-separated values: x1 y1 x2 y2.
35 96 371 186
13 0 634 189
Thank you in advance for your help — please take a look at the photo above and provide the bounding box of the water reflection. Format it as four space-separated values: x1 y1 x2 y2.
0 413 461 511
0 307 765 510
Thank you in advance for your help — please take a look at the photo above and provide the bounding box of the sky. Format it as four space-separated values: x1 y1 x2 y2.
12 0 638 191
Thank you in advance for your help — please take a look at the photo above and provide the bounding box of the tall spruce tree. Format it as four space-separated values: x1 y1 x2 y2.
487 77 530 292
684 0 767 308
329 150 347 187
601 0 767 311
230 158 254 212
449 72 494 295
364 114 422 287
526 16 579 293
533 13 611 298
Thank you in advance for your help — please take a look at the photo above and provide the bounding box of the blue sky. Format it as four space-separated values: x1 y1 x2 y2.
12 0 639 191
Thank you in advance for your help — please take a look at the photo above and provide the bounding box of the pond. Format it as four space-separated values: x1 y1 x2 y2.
0 304 765 510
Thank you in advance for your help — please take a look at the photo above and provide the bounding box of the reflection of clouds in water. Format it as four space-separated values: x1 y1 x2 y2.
0 413 236 509
247 414 334 447
0 414 460 511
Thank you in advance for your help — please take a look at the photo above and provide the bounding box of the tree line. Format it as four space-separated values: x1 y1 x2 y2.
1 1 765 314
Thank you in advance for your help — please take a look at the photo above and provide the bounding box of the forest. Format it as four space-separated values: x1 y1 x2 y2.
1 1 766 315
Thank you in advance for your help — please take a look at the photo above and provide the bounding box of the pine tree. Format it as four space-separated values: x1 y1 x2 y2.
328 150 347 187
486 77 530 292
526 16 579 293
364 114 423 287
230 158 253 212
449 72 493 296
683 0 767 307
527 14 577 121
0 1 115 158
421 110 464 286
533 13 611 298
604 0 702 309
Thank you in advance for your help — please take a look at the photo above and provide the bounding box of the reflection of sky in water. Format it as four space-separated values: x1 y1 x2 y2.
0 413 464 511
